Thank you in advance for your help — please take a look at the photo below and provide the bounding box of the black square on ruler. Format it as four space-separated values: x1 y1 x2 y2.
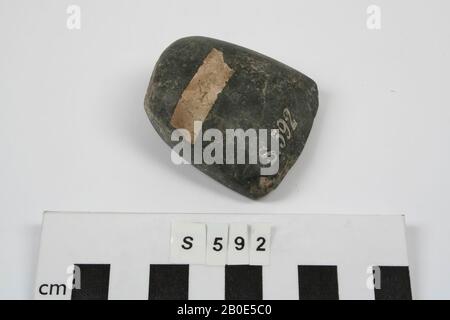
374 266 412 300
298 265 339 300
149 264 189 300
225 265 263 300
71 264 110 300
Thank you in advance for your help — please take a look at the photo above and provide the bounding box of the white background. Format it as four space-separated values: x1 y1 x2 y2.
0 0 449 299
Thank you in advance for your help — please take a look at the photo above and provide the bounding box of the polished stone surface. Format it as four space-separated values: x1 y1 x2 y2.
145 36 318 199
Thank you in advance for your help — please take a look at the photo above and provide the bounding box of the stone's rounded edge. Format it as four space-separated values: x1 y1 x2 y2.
248 78 319 200
192 163 262 200
143 38 192 147
143 74 172 148
144 36 221 146
167 36 318 89
165 35 212 47
143 47 163 141
145 35 320 131
244 180 276 200
143 65 157 123
315 81 320 115
309 79 320 118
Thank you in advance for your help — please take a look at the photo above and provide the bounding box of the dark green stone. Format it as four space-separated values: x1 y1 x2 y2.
144 36 319 199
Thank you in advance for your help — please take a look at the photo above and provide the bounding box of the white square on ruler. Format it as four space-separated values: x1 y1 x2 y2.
206 223 229 265
170 222 206 264
249 224 272 265
227 223 249 265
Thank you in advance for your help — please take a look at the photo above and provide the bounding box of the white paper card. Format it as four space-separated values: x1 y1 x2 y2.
34 212 410 300
206 223 229 265
249 224 272 265
227 223 249 265
170 222 206 264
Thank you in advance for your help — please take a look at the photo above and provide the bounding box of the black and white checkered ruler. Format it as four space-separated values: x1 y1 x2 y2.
34 212 412 300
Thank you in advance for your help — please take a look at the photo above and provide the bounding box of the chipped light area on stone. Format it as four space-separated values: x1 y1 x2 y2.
170 48 234 143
